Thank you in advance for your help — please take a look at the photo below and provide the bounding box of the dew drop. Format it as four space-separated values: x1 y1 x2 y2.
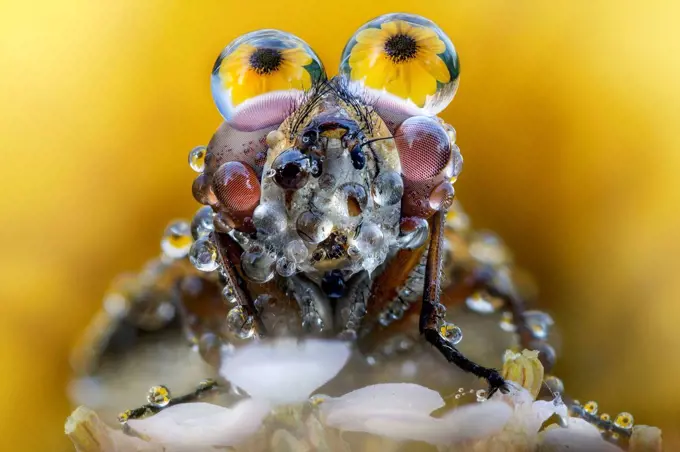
499 311 516 332
584 401 599 415
188 146 207 172
161 220 193 259
147 385 171 407
614 412 634 430
439 322 463 345
241 245 276 283
222 284 237 304
476 389 487 402
372 171 404 206
524 310 554 340
276 257 296 277
454 394 462 400
225 305 255 339
191 206 215 239
189 238 219 272
398 217 429 249
465 291 499 314
296 211 333 244
285 239 309 263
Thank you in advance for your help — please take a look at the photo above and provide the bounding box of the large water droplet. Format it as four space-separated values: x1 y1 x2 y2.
465 291 501 314
161 221 193 259
301 312 325 333
241 245 276 283
225 305 255 339
189 238 219 272
584 401 599 415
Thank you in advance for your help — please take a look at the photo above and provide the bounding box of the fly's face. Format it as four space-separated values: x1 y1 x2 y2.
193 14 462 293
258 91 403 283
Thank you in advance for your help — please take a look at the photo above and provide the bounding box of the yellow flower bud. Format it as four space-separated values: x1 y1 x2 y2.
501 349 544 399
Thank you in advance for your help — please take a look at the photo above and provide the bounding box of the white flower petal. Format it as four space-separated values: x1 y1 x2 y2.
540 418 623 452
128 400 270 447
322 383 445 419
442 401 514 441
219 338 351 404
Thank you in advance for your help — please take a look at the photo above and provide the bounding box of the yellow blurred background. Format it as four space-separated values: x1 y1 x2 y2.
1 1 679 450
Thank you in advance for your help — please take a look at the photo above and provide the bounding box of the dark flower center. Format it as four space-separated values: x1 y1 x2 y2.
249 48 283 74
384 33 418 63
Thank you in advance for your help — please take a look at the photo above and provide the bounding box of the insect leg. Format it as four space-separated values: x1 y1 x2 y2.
419 210 509 396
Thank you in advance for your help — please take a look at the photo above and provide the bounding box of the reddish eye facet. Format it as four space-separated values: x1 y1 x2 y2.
211 161 261 226
396 116 451 181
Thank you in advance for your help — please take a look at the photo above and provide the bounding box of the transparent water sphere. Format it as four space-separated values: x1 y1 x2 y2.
439 321 463 345
188 145 207 172
372 171 404 206
211 29 325 130
276 257 296 277
189 238 219 272
340 13 459 116
241 245 276 283
225 305 255 339
161 220 193 259
147 385 171 407
191 206 215 239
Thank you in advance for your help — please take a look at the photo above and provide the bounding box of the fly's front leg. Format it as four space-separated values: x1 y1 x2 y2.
420 210 509 396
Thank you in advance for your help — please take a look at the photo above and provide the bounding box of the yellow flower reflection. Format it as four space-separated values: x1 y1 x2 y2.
349 20 450 107
219 44 312 106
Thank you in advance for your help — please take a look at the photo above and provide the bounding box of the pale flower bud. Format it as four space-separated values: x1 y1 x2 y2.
501 349 544 399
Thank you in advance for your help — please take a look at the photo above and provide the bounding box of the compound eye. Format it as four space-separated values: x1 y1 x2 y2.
212 30 325 131
272 148 311 190
339 13 459 120
396 116 455 218
212 161 261 229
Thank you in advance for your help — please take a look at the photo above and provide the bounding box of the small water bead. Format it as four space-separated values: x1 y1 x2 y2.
499 311 516 332
465 291 500 314
147 385 171 407
544 375 565 395
354 221 384 253
476 389 487 402
192 173 218 206
161 221 193 259
189 238 219 272
614 412 634 430
524 310 554 340
222 284 237 304
439 322 463 345
296 211 333 244
241 245 276 283
191 206 215 239
457 387 465 393
276 257 297 277
188 146 207 172
372 171 404 206
429 181 455 211
225 305 255 339
450 144 463 179
398 216 429 249
584 401 599 415
600 413 611 422
454 394 462 400
285 239 308 263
